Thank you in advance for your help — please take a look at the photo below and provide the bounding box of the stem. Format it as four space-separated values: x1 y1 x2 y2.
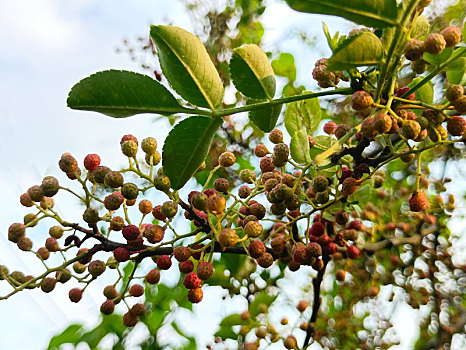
401 47 466 98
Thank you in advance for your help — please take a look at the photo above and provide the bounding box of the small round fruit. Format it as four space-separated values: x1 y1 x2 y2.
409 191 428 211
129 284 144 297
351 91 373 110
187 288 203 303
69 288 83 303
441 26 461 47
218 152 236 167
424 33 446 55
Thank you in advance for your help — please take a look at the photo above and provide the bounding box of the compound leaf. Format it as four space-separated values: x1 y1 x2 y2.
248 102 282 132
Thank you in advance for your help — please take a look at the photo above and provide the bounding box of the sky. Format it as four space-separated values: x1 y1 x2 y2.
0 0 461 349
0 1 336 349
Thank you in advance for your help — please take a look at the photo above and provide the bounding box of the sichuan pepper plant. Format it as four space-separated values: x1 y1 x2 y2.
2 0 466 349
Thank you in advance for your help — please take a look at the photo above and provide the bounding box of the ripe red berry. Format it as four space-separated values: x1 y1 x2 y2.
129 284 144 297
84 154 101 171
123 312 138 327
122 225 140 241
179 260 194 274
120 134 138 145
145 269 161 284
100 300 115 315
309 222 325 236
157 255 172 270
447 116 466 136
114 247 130 262
130 303 147 316
323 121 337 135
254 144 269 157
347 245 360 259
183 272 203 289
69 288 83 303
347 220 363 231
396 87 415 100
247 240 266 259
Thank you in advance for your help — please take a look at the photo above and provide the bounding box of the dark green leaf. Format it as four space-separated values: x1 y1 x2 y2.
150 25 224 110
290 130 311 164
285 0 398 29
67 70 186 117
271 53 297 82
48 324 83 349
230 44 276 100
163 116 223 189
327 31 384 70
248 102 282 132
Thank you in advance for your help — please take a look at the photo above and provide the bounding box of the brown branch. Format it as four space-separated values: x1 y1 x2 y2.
303 254 330 347
360 234 421 253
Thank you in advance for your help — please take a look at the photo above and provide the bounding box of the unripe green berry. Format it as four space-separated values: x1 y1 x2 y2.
56 269 72 283
91 166 111 184
104 171 124 188
121 140 138 157
83 208 100 224
445 84 464 102
24 213 38 227
218 228 239 248
312 175 329 192
239 169 256 184
73 262 87 274
154 175 171 192
145 151 161 166
161 201 177 218
0 265 9 280
121 183 139 200
244 221 263 238
141 137 157 154
41 176 59 197
401 120 421 140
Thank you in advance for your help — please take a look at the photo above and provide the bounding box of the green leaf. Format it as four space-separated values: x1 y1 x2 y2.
327 31 384 70
163 116 223 189
411 15 429 39
248 102 282 132
408 77 433 104
150 25 224 110
290 130 311 164
423 48 453 66
67 70 186 117
219 314 249 326
382 27 396 55
214 326 238 340
271 53 297 82
249 291 278 317
446 57 466 71
284 96 321 136
285 0 398 29
230 44 276 100
447 67 466 85
48 324 83 349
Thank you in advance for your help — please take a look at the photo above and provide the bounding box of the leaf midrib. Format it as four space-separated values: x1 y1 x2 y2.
154 29 215 111
236 50 274 101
